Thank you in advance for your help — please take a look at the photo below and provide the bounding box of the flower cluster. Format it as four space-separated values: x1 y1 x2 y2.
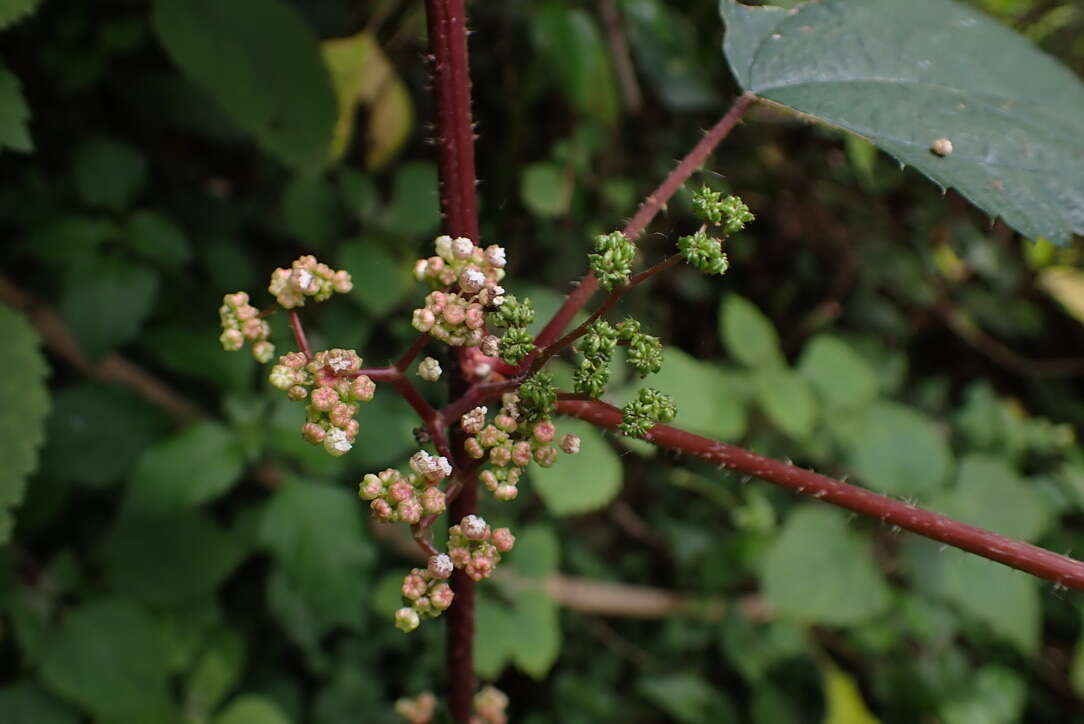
393 553 456 633
411 236 508 347
462 395 580 501
448 515 515 582
394 692 436 724
268 255 353 309
268 348 375 456
489 295 535 364
471 686 509 724
588 230 636 290
677 229 730 276
619 387 677 438
690 186 754 234
218 291 274 362
358 450 452 523
574 319 664 397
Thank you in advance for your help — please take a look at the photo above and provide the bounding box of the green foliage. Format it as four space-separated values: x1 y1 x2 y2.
0 0 42 29
152 0 337 170
531 420 622 515
0 65 31 152
721 0 1084 242
70 138 147 210
0 305 48 543
720 294 785 369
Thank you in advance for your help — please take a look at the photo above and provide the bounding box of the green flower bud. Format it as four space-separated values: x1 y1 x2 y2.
589 231 635 290
678 229 730 276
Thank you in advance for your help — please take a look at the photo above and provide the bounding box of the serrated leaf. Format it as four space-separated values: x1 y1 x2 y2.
42 383 170 488
752 367 816 440
70 138 147 211
124 421 245 515
321 30 413 168
721 0 1084 243
101 510 246 606
0 64 32 152
0 0 43 29
215 695 291 724
939 550 1039 655
152 0 337 170
841 401 952 496
0 305 49 544
59 256 158 361
797 335 879 409
720 294 784 369
761 506 892 626
40 598 174 722
531 419 621 515
259 479 373 631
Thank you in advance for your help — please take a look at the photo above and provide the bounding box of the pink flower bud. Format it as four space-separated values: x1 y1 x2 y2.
420 486 446 514
283 352 307 369
442 301 466 325
489 445 511 467
494 414 517 433
511 441 532 467
401 572 428 600
287 385 308 401
449 546 471 568
460 515 489 541
484 245 507 268
465 437 485 459
302 422 326 444
560 434 581 454
225 291 249 308
330 402 354 428
311 386 339 412
430 582 454 610
465 557 493 581
242 318 266 340
387 479 413 503
532 421 557 443
494 484 518 501
379 469 401 483
464 305 485 329
428 554 454 579
350 375 375 402
371 498 394 521
397 498 423 524
451 237 474 260
333 270 352 293
492 528 515 552
477 426 503 448
219 328 244 351
480 470 498 491
413 259 429 281
412 308 436 332
343 418 360 439
359 474 383 500
534 446 558 467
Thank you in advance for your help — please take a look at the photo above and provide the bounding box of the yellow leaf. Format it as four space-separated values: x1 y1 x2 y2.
821 661 880 724
321 31 413 169
1038 266 1084 325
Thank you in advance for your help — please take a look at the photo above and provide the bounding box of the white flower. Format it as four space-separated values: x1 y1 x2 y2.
451 237 474 260
417 356 442 382
324 427 352 456
474 362 491 378
435 235 454 260
484 245 507 268
413 259 429 281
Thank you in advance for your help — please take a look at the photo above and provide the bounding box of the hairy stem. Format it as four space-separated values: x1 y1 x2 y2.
425 0 481 718
555 397 1084 590
532 92 756 351
288 309 312 359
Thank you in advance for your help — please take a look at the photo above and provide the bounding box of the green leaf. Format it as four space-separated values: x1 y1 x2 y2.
40 598 174 722
940 665 1026 724
0 681 77 724
0 0 43 29
797 335 879 409
510 595 562 679
841 401 952 496
124 210 192 267
215 695 292 724
520 162 571 218
259 479 373 630
620 0 718 110
761 506 892 626
944 454 1048 541
152 0 337 170
720 0 1084 243
186 629 247 720
282 175 344 247
507 524 560 579
59 256 158 361
638 673 737 724
1070 615 1084 698
124 421 245 515
720 294 784 369
821 660 881 724
752 368 816 440
70 138 147 211
41 383 170 488
0 64 32 152
101 510 246 606
0 305 49 543
939 550 1039 655
640 347 747 440
531 419 621 515
381 161 440 236
321 30 413 169
143 326 255 392
473 596 520 679
530 3 619 125
339 239 412 317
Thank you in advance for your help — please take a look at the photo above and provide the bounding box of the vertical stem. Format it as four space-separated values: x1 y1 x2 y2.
288 310 312 359
424 0 480 720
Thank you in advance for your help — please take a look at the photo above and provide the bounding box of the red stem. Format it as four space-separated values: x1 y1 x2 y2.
556 397 1084 590
532 93 756 351
425 0 481 719
395 333 432 372
288 309 312 359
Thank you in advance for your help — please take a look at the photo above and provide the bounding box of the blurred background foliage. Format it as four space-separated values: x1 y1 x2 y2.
1 0 1084 721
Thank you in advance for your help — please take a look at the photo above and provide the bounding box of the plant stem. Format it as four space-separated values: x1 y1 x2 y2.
555 397 1084 590
288 309 312 359
424 0 481 719
533 92 756 351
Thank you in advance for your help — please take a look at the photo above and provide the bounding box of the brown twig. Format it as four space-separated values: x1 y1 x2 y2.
555 397 1084 591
